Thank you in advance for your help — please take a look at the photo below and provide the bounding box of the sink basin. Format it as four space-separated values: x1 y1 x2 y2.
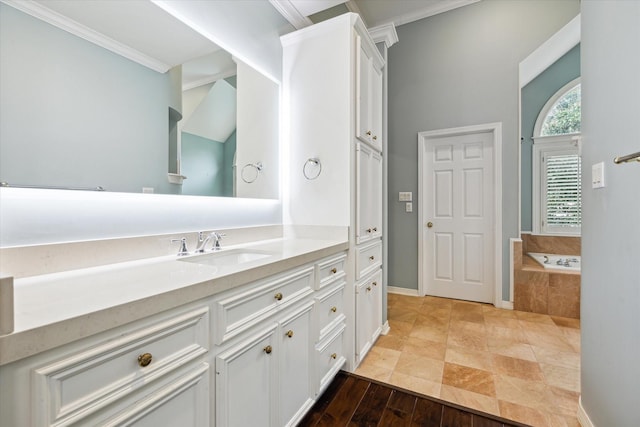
178 249 273 267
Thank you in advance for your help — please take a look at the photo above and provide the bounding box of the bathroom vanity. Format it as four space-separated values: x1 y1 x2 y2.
0 235 349 426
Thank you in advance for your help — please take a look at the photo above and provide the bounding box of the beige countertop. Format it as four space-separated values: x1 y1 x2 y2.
0 237 348 366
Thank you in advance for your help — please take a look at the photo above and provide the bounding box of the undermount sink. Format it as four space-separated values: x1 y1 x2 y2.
178 249 273 267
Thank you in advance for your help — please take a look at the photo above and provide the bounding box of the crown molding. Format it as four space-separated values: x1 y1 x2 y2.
268 0 312 30
1 0 171 73
368 23 399 48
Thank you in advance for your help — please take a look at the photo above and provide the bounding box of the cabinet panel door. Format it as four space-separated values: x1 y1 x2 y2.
370 64 383 151
279 303 314 427
370 151 383 239
356 143 373 245
356 35 372 143
355 279 373 362
216 325 277 427
102 364 210 427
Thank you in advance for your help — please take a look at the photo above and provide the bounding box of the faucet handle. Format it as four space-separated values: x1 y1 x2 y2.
211 232 226 250
171 237 190 256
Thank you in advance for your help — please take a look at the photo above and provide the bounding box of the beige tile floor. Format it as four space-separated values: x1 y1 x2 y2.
354 294 581 427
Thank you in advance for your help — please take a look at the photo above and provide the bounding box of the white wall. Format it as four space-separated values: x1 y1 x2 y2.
580 2 640 426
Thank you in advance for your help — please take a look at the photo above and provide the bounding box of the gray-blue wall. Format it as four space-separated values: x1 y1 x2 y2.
580 2 640 425
521 45 580 232
387 0 580 300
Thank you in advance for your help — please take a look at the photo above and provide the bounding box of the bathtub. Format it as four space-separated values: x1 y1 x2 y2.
528 252 581 272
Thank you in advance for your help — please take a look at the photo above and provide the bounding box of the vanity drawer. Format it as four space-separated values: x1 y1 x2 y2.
316 253 347 290
213 266 314 345
315 281 346 341
34 307 209 427
355 240 382 280
315 323 346 396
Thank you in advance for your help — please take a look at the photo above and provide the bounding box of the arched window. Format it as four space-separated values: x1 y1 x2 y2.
532 78 581 235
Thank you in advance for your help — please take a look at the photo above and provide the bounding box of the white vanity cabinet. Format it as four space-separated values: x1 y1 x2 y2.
0 305 211 427
282 12 385 371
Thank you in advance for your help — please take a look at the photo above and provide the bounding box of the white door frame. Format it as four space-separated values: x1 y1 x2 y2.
418 122 503 307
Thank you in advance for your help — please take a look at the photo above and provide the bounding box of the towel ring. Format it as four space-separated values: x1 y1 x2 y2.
303 158 322 180
241 162 263 183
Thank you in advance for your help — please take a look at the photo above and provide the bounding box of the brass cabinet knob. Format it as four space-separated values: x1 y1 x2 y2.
372 281 377 286
274 292 283 301
138 353 153 367
367 228 372 233
331 353 337 359
366 131 372 136
369 255 375 261
373 135 377 140
264 345 273 354
427 222 433 228
366 286 372 291
331 306 337 313
286 330 294 338
330 267 337 274
373 227 377 232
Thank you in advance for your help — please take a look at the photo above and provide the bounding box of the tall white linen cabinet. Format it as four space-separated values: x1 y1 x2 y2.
282 12 386 370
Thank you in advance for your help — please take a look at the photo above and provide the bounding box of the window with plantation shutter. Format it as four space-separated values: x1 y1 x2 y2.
531 78 582 236
543 152 581 232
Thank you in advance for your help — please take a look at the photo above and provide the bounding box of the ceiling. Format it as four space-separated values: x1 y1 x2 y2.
272 0 481 29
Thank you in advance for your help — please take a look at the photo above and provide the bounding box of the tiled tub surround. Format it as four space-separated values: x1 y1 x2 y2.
513 235 581 319
0 226 348 365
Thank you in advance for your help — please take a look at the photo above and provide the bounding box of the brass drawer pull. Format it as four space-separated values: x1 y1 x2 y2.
286 330 294 338
137 353 153 367
373 227 377 232
264 345 273 354
369 255 375 261
274 292 283 301
330 267 337 274
373 135 377 140
366 286 372 291
372 281 377 286
367 228 372 233
366 131 372 136
331 306 337 313
331 353 337 359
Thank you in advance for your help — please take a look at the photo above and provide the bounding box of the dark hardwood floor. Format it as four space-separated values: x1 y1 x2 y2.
299 372 529 427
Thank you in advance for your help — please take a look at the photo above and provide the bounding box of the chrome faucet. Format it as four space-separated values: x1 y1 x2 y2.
194 231 225 253
210 231 225 251
171 237 190 256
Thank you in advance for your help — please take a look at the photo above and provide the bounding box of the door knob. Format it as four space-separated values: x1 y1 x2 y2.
427 222 433 228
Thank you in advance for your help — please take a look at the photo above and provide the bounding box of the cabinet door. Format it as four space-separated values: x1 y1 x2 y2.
102 364 210 427
279 303 314 427
370 64 383 151
355 269 383 365
216 324 277 427
356 143 373 245
370 150 383 239
356 35 372 143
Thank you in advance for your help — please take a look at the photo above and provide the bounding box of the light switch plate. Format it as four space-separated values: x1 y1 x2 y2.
399 192 412 202
592 162 605 188
405 202 413 212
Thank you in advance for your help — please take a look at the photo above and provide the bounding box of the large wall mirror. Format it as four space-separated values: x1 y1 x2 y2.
0 1 279 199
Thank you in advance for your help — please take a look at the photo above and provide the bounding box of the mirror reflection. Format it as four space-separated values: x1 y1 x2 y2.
0 2 279 199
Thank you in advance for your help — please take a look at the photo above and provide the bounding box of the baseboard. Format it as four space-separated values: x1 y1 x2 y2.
497 300 514 310
387 286 420 296
380 321 390 335
577 396 595 427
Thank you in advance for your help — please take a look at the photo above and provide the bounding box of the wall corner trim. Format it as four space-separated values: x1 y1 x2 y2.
577 396 596 427
519 14 580 88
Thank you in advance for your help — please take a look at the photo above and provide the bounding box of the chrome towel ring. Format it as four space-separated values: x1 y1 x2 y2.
241 162 263 183
303 158 322 180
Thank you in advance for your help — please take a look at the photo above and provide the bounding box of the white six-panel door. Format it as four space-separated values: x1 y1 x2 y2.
420 131 495 303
